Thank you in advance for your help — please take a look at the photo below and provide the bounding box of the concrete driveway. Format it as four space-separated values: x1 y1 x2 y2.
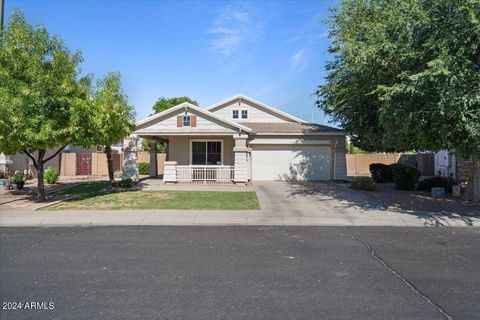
253 181 480 227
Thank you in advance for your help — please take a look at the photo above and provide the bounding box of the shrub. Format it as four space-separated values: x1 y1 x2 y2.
44 167 59 184
138 162 150 175
369 163 393 183
9 172 25 184
418 176 456 193
351 177 376 191
117 178 134 188
391 163 420 190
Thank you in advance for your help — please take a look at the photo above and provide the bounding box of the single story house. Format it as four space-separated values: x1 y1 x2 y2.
128 94 347 183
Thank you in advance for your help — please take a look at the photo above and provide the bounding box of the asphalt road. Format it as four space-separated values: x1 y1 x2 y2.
1 226 479 320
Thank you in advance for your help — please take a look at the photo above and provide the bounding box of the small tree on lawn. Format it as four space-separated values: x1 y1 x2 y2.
91 72 135 186
317 0 480 201
0 11 94 201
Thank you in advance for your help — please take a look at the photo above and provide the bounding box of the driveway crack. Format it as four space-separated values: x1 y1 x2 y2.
344 227 453 320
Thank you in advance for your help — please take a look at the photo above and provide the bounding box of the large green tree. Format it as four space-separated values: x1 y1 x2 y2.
317 0 480 201
153 96 198 113
0 11 93 200
91 72 135 186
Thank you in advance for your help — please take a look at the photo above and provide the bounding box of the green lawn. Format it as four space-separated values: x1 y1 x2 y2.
44 190 260 210
54 181 111 195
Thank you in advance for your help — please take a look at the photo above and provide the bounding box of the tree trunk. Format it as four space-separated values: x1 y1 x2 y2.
23 147 65 201
462 157 480 202
37 150 46 201
105 145 115 186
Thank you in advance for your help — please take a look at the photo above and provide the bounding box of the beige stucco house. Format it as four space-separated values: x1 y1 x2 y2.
128 94 347 184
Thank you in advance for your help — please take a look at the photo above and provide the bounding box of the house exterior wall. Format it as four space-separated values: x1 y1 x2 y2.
210 101 293 123
167 135 235 166
65 146 97 153
136 109 238 134
3 151 61 177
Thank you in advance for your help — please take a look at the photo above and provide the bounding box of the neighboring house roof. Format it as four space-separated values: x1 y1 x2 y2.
238 122 344 135
206 94 306 124
135 102 252 133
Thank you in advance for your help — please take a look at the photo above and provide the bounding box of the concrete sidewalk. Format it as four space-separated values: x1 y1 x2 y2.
1 208 479 227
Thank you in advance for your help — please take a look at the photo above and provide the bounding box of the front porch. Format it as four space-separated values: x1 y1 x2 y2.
125 133 250 185
138 176 253 191
124 101 254 184
166 164 235 184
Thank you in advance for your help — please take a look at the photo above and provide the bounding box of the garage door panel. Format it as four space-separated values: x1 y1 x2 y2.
251 145 331 181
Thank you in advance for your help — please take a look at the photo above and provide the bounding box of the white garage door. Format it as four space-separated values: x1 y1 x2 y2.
251 145 332 181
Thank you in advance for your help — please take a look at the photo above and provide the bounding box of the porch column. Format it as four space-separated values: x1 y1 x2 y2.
164 161 177 183
149 139 158 177
122 136 139 182
233 134 249 184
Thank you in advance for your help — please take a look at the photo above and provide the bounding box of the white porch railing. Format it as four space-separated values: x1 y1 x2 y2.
176 165 235 184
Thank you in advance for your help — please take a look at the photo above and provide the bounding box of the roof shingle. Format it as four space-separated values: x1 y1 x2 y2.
237 122 343 134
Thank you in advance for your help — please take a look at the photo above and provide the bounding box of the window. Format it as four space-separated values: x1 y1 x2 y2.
191 141 222 165
232 110 239 119
241 110 248 119
183 115 191 126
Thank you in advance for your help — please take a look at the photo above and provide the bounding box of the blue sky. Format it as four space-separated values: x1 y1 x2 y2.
5 0 338 124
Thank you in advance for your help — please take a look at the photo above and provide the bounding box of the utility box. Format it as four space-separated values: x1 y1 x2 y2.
431 187 446 199
452 185 461 198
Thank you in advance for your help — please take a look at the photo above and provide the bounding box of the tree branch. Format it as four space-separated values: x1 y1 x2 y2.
23 149 38 169
44 146 67 163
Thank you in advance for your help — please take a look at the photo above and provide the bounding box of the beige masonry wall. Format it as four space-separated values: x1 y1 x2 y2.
346 153 402 177
137 152 166 174
60 153 128 176
60 153 76 176
91 153 107 176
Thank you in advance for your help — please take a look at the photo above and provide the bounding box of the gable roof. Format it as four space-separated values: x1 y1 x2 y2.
135 102 252 133
206 94 307 124
238 122 344 135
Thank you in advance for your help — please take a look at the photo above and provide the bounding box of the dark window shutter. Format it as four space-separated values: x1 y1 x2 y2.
191 116 197 127
177 116 183 127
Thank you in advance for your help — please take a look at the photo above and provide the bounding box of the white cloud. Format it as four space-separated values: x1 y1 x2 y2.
208 4 261 57
290 49 307 72
283 13 328 45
